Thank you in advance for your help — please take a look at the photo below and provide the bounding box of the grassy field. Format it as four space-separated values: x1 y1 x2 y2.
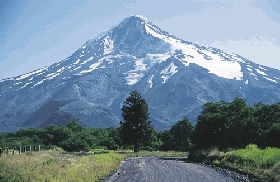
0 149 188 182
0 149 124 182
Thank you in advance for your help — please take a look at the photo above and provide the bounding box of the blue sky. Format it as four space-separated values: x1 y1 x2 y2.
0 0 280 79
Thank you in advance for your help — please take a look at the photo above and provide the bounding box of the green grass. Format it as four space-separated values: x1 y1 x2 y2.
224 144 280 181
190 144 280 181
226 144 280 168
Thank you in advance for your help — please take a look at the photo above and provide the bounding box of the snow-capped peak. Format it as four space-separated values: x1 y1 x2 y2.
2 15 280 132
131 15 149 22
139 17 244 81
1 15 277 88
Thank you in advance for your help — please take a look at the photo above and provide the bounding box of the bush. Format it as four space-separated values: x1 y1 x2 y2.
60 136 90 152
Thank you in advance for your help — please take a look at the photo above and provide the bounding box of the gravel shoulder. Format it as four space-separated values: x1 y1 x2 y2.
104 157 249 182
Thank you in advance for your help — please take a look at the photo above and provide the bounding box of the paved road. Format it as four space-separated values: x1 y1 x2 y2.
105 157 248 182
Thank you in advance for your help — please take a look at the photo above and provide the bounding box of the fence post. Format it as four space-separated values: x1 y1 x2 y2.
13 147 16 155
6 147 8 155
29 145 31 152
19 146 21 154
38 145 41 152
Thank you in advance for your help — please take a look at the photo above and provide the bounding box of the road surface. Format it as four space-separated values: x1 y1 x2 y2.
105 157 249 182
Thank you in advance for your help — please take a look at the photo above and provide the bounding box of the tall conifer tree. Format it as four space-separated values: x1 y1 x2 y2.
120 90 153 152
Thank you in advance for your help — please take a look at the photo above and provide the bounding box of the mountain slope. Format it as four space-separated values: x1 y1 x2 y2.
1 15 280 131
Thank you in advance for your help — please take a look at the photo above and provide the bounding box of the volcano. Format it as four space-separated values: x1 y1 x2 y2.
1 15 280 132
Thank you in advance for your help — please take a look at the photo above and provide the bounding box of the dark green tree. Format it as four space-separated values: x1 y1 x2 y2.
192 101 227 149
158 130 173 151
170 118 194 151
266 123 280 148
66 120 83 132
224 98 255 148
120 90 154 152
193 98 256 150
254 102 280 147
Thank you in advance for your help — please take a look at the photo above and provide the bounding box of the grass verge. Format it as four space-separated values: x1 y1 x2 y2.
189 144 280 181
116 150 188 158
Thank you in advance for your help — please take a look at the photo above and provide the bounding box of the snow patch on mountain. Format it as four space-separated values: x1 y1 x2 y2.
148 75 154 88
147 53 170 63
126 72 144 85
45 68 64 79
72 66 82 71
144 23 243 80
81 57 94 65
259 66 267 71
103 36 114 55
187 56 243 80
161 63 178 83
29 68 64 89
264 77 277 83
255 69 267 76
247 67 253 72
15 67 47 81
134 59 147 71
18 82 33 90
73 59 80 65
126 58 147 85
250 72 257 76
76 60 103 75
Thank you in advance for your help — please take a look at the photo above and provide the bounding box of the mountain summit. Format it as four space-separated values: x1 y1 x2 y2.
1 15 280 131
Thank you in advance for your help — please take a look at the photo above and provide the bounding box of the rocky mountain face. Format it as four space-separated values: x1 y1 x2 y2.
1 15 280 132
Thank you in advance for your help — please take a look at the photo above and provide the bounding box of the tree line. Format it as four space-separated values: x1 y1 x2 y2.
0 91 279 153
193 97 280 150
0 119 193 152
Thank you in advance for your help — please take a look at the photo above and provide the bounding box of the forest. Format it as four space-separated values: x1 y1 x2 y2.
0 98 279 153
0 119 193 153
